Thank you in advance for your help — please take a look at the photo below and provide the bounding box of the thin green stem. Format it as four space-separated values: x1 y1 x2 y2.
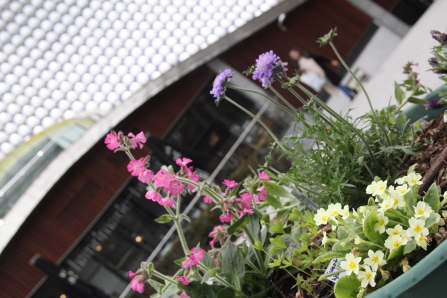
242 226 266 275
152 270 178 284
165 206 189 255
227 84 298 117
329 41 391 146
224 95 289 154
268 85 302 115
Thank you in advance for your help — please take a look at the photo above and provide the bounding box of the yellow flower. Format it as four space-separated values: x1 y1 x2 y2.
404 172 422 186
384 235 408 250
314 208 329 226
386 224 404 237
406 217 428 238
364 250 386 271
414 201 433 220
340 253 362 275
357 265 376 288
374 213 388 234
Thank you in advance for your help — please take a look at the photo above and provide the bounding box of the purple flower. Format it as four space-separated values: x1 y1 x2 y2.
252 51 287 89
210 69 233 101
425 97 445 110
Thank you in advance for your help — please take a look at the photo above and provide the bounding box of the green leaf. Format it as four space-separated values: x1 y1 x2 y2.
288 208 301 222
271 220 285 234
319 269 344 281
217 288 235 298
247 215 260 240
336 225 350 240
201 252 217 269
253 240 264 251
334 275 360 298
388 246 403 260
313 251 346 264
407 163 417 174
221 242 245 286
262 181 295 200
184 281 217 298
179 214 191 223
229 184 241 198
201 267 221 283
403 239 417 254
394 81 404 105
148 279 164 292
424 182 441 212
155 214 174 224
363 208 386 246
425 212 438 228
161 284 178 298
270 236 287 249
227 215 249 235
408 97 428 105
265 193 283 209
384 209 408 225
405 185 419 216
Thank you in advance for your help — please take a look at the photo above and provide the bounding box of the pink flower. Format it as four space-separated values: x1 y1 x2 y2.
131 279 145 294
187 172 199 191
177 276 189 285
153 169 175 189
219 213 234 223
257 171 270 181
240 193 252 209
127 159 145 176
104 131 121 150
209 225 227 246
167 180 184 196
128 271 136 279
158 197 176 207
180 291 190 298
138 169 154 183
182 247 205 268
146 190 161 203
240 208 254 217
176 157 193 167
222 179 238 188
254 187 267 202
203 195 213 204
128 132 146 149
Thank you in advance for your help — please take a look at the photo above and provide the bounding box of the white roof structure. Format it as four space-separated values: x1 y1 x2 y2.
0 0 281 161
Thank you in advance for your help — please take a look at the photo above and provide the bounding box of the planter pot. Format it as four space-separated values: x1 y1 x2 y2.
401 86 447 124
365 239 447 298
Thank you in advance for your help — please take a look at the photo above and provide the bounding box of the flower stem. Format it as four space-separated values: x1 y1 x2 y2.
329 41 391 146
152 270 178 284
224 96 289 154
227 84 298 117
166 207 190 255
242 226 266 275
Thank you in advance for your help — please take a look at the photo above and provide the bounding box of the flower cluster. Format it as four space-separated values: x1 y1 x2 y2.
210 69 232 101
316 168 447 294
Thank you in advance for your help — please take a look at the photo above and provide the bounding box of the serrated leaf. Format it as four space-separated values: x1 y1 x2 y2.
253 240 264 251
271 220 285 234
334 275 360 298
270 236 287 249
227 215 250 235
155 214 174 223
363 208 386 246
288 208 301 222
313 251 346 264
424 182 441 212
184 281 217 298
262 181 295 200
403 239 417 254
221 242 245 287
